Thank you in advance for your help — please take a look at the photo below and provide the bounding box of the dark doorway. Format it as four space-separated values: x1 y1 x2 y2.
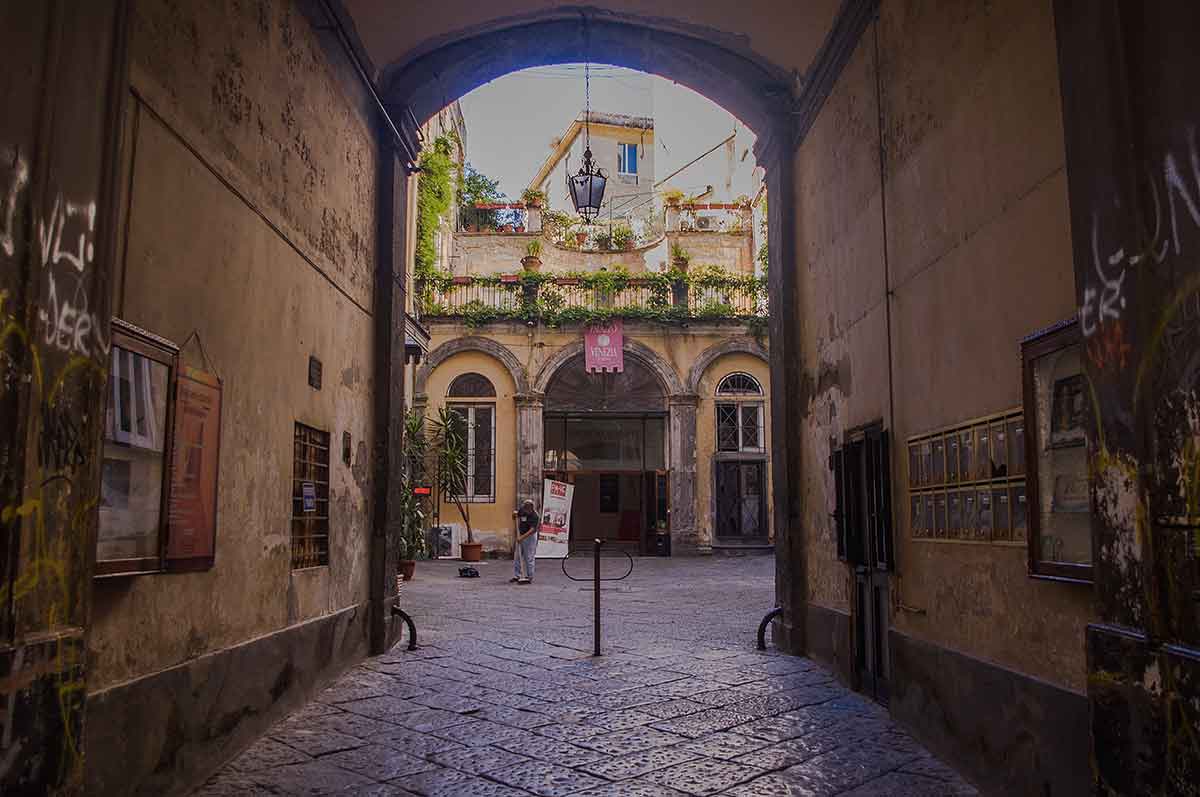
834 425 893 704
715 460 767 541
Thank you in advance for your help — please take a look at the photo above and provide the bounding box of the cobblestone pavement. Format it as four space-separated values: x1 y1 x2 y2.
200 555 976 796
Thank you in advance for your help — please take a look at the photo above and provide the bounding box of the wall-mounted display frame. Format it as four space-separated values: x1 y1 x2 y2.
907 407 1025 546
1022 318 1093 583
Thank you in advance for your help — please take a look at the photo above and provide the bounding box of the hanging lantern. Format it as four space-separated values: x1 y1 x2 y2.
568 147 607 223
568 59 607 224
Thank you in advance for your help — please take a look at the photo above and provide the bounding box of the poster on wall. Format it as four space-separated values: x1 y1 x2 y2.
584 320 624 373
166 366 222 571
538 478 574 558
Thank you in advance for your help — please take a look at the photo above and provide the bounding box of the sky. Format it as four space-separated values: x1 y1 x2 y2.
457 64 760 201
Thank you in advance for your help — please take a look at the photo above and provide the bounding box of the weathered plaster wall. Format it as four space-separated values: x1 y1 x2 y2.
451 230 751 276
90 0 380 698
794 0 1090 694
422 321 769 554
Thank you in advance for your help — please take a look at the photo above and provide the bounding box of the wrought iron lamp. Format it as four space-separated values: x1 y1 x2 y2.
567 62 607 223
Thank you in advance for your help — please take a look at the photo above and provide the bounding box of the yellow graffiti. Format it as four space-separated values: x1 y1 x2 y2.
0 300 105 786
1135 270 1200 412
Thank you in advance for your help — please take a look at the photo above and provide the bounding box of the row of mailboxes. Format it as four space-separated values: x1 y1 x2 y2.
908 409 1026 488
910 482 1028 543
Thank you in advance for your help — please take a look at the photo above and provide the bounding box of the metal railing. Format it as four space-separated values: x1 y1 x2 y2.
421 277 767 321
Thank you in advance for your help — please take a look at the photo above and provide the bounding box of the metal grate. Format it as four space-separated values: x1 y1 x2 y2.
292 422 331 568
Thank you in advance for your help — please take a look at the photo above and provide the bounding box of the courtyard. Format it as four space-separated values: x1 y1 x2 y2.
197 556 975 796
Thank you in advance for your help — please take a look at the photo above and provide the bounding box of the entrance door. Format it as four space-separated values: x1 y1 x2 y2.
834 426 893 704
715 461 767 540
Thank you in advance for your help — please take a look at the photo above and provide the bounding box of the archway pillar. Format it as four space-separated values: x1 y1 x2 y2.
514 393 545 512
760 115 806 655
668 393 703 555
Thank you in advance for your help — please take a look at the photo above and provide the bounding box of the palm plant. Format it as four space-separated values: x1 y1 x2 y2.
428 406 473 544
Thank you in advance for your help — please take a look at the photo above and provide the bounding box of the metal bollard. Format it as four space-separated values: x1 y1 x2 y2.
593 538 603 657
757 606 782 651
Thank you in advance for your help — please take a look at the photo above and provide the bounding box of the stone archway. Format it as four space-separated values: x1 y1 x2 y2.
685 337 769 394
415 335 530 399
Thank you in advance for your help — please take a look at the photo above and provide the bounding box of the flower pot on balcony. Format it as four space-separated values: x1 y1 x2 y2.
452 275 472 285
500 224 513 233
575 232 588 246
399 560 416 581
672 257 690 272
500 274 520 284
521 256 542 272
515 225 525 233
460 542 483 562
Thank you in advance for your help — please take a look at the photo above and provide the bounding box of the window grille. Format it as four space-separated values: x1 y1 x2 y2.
292 423 331 568
448 372 496 398
716 372 765 453
448 404 495 501
717 372 763 395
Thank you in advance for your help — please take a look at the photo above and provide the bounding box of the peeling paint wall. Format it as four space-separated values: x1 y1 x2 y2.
88 0 380 710
794 0 1091 693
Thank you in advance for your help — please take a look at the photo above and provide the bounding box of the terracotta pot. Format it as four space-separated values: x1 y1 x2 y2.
398 560 416 581
575 232 587 246
521 256 542 272
460 542 483 562
673 257 689 271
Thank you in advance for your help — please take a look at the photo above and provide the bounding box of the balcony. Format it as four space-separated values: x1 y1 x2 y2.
416 268 768 328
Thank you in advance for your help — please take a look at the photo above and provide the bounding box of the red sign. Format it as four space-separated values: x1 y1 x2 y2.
584 320 624 373
412 486 432 496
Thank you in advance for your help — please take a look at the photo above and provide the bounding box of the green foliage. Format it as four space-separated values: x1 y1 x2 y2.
521 187 546 206
428 406 473 543
415 136 455 277
662 188 685 205
420 265 766 328
670 243 690 266
757 194 769 275
611 222 635 250
525 238 543 258
459 164 503 210
398 410 429 561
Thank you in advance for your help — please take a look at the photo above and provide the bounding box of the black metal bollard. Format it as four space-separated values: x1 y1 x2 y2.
757 606 782 651
593 538 603 656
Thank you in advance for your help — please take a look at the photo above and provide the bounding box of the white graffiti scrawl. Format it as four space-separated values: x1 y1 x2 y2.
37 195 96 272
1 148 29 259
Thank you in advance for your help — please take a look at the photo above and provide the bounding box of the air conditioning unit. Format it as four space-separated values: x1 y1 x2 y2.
695 215 716 230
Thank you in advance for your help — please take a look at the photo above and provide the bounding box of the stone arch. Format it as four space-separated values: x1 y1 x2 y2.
685 337 769 394
533 338 685 396
415 336 529 397
379 11 794 144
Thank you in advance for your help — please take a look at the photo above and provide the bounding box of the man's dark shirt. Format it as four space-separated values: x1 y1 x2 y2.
518 508 538 536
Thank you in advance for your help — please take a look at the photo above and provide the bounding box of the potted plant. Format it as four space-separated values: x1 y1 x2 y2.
522 238 543 271
662 188 685 207
397 410 429 580
574 228 589 247
594 231 614 251
612 222 635 252
671 243 690 271
521 188 546 209
429 406 481 561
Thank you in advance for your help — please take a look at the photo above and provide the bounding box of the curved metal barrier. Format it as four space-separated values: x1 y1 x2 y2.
560 539 635 656
392 574 418 651
757 606 782 651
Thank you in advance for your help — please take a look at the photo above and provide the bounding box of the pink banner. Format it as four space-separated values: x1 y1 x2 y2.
585 320 624 373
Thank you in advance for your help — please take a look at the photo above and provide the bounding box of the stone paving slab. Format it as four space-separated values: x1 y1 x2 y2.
200 557 977 797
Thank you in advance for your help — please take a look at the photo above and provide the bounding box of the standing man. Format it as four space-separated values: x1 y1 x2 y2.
511 499 539 584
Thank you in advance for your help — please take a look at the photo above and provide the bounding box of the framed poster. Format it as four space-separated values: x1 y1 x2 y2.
1022 318 1093 582
538 478 574 558
166 366 222 571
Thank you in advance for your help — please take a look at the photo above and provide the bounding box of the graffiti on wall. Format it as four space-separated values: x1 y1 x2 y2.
0 140 105 787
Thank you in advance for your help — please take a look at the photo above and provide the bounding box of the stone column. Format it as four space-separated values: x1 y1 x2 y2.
514 394 545 511
668 394 701 554
526 206 542 233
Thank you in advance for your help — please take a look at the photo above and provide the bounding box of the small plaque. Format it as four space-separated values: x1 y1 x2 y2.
308 355 322 390
302 481 317 513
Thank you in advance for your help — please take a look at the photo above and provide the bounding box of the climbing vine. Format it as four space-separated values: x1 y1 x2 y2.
415 135 455 277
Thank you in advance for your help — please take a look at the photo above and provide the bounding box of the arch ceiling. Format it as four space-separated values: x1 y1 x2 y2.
337 2 841 139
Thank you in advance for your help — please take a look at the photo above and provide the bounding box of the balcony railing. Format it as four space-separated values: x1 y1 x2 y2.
417 272 768 327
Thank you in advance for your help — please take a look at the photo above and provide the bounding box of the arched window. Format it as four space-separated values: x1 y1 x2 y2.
716 372 764 452
447 372 496 398
446 372 496 501
717 372 763 396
